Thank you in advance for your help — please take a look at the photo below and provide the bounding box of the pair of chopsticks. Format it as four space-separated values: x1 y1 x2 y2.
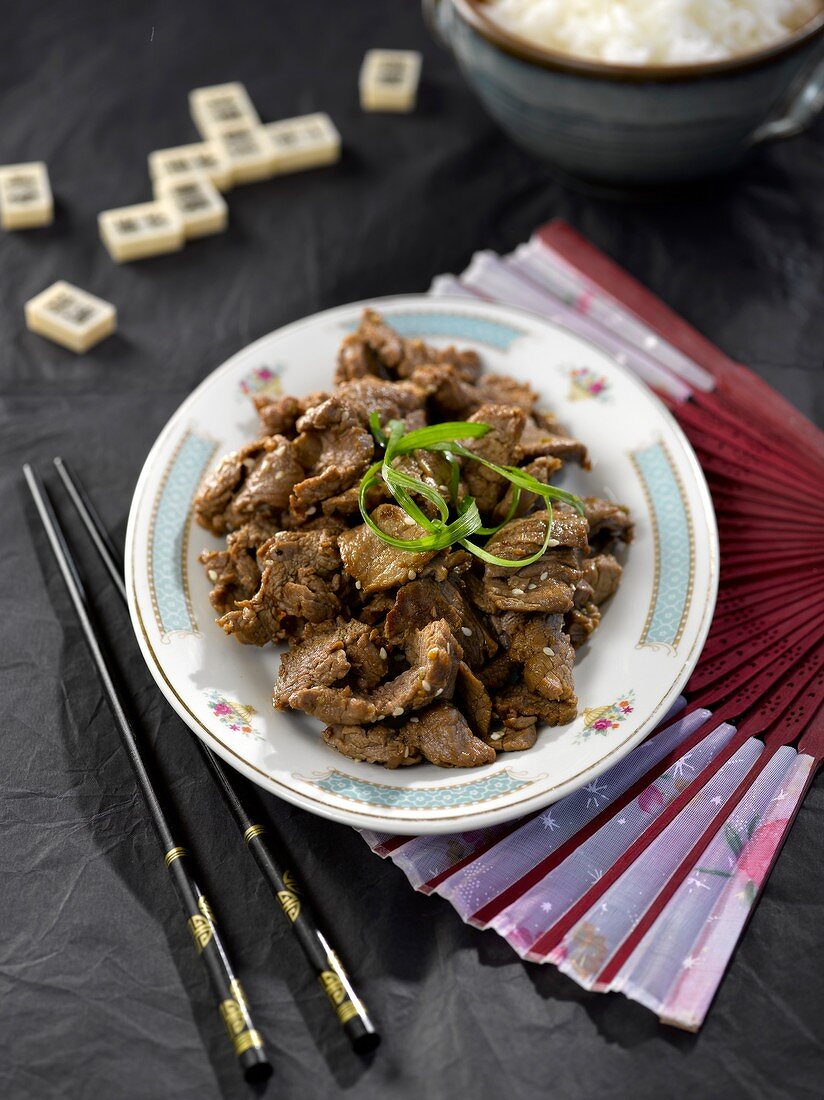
24 459 379 1081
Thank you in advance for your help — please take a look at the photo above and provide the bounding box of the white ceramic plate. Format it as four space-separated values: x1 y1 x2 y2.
126 296 717 835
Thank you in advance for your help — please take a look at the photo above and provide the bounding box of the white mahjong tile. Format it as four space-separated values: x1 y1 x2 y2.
359 50 421 112
98 199 184 262
154 173 228 239
0 162 53 229
264 113 341 174
189 82 260 139
148 141 233 192
211 123 275 184
25 281 116 353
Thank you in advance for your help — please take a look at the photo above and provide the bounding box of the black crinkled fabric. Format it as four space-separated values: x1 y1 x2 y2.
1 2 821 1098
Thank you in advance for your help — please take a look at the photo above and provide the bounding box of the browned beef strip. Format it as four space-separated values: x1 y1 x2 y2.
230 436 305 521
411 703 496 767
496 721 539 752
195 442 279 536
462 403 526 514
478 652 518 691
582 552 623 605
517 412 589 467
409 364 537 421
580 498 634 547
200 519 279 639
455 661 493 737
338 504 469 595
253 391 328 438
566 598 601 648
320 481 388 519
322 722 421 767
391 448 456 518
494 684 578 727
289 397 374 519
384 577 497 669
495 613 576 702
334 377 427 426
492 455 563 523
335 310 481 385
219 528 345 644
482 511 587 613
276 619 461 726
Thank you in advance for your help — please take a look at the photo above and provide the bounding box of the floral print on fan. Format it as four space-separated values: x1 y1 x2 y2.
205 690 263 740
578 691 635 740
239 365 283 396
567 365 609 402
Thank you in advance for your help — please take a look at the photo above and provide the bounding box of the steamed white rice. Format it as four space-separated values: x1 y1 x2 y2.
486 0 823 65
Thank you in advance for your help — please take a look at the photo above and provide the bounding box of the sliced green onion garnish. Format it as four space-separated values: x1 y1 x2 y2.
358 414 584 567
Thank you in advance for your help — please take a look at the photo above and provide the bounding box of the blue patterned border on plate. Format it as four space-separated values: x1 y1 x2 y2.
307 768 535 809
149 430 217 638
346 311 525 351
630 440 694 652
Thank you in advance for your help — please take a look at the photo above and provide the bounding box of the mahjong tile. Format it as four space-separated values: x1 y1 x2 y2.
148 141 233 192
0 162 53 229
211 123 275 184
98 199 184 262
154 173 228 238
265 113 341 174
359 50 421 112
189 82 260 139
25 281 116 353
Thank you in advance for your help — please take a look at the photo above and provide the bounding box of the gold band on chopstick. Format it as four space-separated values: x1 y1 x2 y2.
164 845 188 867
243 824 265 844
232 1029 264 1056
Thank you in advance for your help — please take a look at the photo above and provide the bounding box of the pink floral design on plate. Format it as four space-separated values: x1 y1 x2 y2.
204 689 262 740
239 365 283 397
578 690 635 741
567 366 609 402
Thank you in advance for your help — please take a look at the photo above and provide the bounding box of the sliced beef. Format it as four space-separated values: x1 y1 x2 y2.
384 577 497 669
492 455 563 523
276 618 461 726
289 397 374 519
334 377 426 426
320 480 388 519
517 412 589 467
580 498 634 548
338 504 469 595
200 520 278 638
412 703 495 767
462 403 526 514
219 528 345 644
566 602 601 648
322 722 421 767
409 365 536 420
478 653 518 691
455 661 493 738
482 511 587 613
488 719 539 752
494 684 578 727
253 391 327 438
582 552 623 605
495 613 576 702
195 438 302 535
335 309 481 385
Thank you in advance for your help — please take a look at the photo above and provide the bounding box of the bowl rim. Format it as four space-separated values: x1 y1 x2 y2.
454 0 824 83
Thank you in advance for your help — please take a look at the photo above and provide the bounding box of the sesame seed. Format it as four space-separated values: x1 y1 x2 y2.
403 747 409 757
490 731 504 741
540 572 548 581
409 716 419 723
528 583 537 591
407 569 417 580
435 688 443 696
392 706 404 717
208 569 218 582
404 515 417 526
422 679 432 692
427 648 439 660
355 580 362 590
306 506 316 515
543 646 555 656
461 626 473 637
547 538 559 547
379 647 387 660
512 588 525 596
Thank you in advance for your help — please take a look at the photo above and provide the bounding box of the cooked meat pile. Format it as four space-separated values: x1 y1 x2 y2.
195 310 632 768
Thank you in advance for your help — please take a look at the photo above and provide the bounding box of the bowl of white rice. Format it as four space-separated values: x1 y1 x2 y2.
424 0 824 184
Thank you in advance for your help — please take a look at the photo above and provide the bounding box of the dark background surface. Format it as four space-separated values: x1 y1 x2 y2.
1 2 822 1098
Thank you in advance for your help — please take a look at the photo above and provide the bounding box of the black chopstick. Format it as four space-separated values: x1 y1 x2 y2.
53 456 380 1054
23 464 273 1084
